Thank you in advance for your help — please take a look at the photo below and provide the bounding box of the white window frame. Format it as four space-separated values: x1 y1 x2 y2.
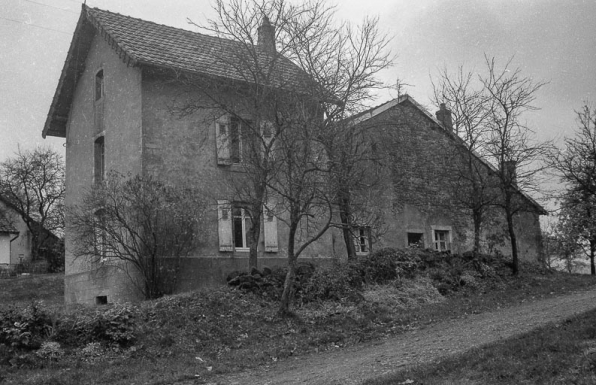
431 225 452 252
232 206 251 251
353 226 371 255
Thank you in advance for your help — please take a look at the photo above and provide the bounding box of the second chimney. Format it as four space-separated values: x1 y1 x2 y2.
435 103 453 132
257 16 276 54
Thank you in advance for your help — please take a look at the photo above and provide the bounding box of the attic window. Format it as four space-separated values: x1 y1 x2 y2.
95 70 104 101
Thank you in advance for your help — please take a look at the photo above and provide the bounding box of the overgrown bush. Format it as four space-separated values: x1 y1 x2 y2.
229 248 520 304
0 302 54 349
56 304 138 347
299 261 363 303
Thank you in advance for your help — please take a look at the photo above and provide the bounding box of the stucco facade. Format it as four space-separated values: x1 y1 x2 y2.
44 6 544 305
354 98 544 261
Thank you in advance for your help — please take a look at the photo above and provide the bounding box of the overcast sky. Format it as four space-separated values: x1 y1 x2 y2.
1 0 595 192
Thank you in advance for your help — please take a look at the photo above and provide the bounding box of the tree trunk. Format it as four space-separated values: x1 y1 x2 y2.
505 207 519 275
338 190 356 260
248 213 261 270
473 209 482 257
279 221 298 316
248 185 266 270
590 240 596 276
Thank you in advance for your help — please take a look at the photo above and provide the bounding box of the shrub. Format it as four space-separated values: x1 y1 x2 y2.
35 341 64 360
0 302 53 349
356 248 425 284
299 261 363 303
56 304 138 347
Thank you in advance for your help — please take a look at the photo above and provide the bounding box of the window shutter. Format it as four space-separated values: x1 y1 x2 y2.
263 203 278 253
216 117 231 165
218 200 233 251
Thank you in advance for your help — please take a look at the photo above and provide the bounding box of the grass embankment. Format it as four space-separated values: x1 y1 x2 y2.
366 308 596 385
1 251 596 385
0 274 64 307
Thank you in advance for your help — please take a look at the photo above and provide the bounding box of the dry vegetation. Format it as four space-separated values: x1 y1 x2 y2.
1 250 596 385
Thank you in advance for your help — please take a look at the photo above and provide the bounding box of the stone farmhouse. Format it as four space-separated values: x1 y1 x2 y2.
43 5 545 304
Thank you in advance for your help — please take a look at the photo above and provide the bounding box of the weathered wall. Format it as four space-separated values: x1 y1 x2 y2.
140 77 342 270
63 32 143 304
0 235 10 265
362 100 544 262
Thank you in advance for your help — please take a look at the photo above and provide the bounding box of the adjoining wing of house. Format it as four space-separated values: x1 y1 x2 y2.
351 94 548 216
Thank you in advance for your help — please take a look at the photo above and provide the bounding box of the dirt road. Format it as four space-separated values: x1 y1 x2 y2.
210 288 596 385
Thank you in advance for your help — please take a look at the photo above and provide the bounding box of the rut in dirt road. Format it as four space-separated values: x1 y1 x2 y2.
213 288 596 385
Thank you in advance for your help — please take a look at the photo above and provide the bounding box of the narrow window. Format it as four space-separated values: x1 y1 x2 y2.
233 206 251 250
230 118 241 163
353 227 370 254
94 208 107 261
94 136 105 184
95 70 104 101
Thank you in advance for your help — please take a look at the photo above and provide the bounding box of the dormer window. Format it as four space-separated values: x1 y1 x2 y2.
95 70 104 101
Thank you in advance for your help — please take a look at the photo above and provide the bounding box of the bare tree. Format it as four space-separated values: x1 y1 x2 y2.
69 173 206 299
174 0 391 313
549 103 596 274
431 66 497 255
555 190 596 274
0 147 64 261
481 56 550 275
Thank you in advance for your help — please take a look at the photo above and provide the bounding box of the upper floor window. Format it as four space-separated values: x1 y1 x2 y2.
95 70 104 101
94 136 105 184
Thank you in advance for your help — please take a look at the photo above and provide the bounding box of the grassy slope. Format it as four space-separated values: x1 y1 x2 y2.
0 274 64 308
1 271 596 385
365 308 596 385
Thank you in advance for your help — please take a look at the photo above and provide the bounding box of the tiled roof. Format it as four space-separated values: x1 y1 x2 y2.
0 197 18 234
85 7 308 86
0 219 18 234
43 5 313 138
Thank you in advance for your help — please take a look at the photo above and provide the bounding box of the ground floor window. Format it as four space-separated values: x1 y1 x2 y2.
407 232 424 248
353 227 371 254
433 229 451 251
233 206 252 250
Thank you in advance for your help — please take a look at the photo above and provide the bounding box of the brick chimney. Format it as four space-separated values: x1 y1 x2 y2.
435 103 453 132
257 16 276 54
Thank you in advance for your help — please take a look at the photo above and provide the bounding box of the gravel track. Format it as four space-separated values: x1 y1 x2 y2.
211 288 596 385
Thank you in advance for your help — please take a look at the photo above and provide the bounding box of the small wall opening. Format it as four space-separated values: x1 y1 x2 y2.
96 295 108 305
407 232 424 247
